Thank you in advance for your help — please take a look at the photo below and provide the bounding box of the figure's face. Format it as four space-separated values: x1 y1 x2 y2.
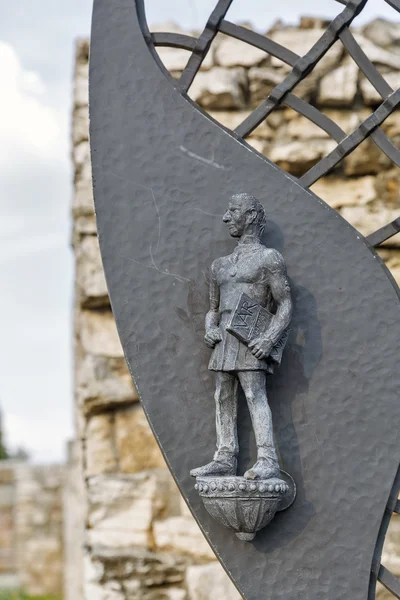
223 199 252 237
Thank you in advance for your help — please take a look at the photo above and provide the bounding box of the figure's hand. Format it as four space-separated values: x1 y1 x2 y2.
249 336 273 360
204 327 222 348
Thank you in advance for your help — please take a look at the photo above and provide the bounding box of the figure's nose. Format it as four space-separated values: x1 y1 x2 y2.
223 211 230 222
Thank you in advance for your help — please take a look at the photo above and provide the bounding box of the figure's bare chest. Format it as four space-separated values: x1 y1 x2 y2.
216 253 267 285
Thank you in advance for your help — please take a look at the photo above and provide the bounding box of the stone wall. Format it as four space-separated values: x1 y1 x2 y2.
0 461 65 598
72 16 400 600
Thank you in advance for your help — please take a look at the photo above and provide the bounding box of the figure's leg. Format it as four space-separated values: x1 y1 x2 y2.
190 372 238 477
238 371 280 480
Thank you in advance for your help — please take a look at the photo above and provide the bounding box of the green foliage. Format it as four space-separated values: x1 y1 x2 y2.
0 592 61 600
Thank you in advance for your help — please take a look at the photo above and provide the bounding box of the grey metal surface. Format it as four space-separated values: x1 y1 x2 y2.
89 1 400 598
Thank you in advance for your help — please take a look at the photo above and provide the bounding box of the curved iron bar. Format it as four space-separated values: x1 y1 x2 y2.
370 128 400 168
283 94 347 143
178 0 234 93
385 0 400 11
219 20 299 67
338 28 394 98
366 217 400 247
379 566 400 598
152 32 197 51
300 88 400 187
234 0 369 138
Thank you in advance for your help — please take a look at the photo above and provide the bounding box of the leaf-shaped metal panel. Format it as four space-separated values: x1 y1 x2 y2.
89 1 400 598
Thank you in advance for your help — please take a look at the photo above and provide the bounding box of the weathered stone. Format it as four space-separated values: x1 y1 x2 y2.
246 138 266 154
76 235 109 308
269 29 343 73
114 405 166 474
360 72 400 105
74 59 89 108
285 115 329 140
344 138 392 176
299 16 330 29
73 163 95 220
189 67 248 110
340 204 400 246
353 33 400 71
64 441 85 600
90 545 188 588
310 176 376 209
377 249 400 286
74 140 90 175
76 353 138 417
362 18 400 51
267 139 336 176
87 471 173 550
248 66 283 107
156 48 192 73
215 34 266 68
15 465 64 597
375 168 400 206
186 563 241 600
153 516 215 561
73 105 89 146
318 59 358 107
80 310 124 358
207 111 275 139
85 414 117 477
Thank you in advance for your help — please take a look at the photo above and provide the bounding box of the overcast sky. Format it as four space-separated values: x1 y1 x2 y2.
0 0 398 462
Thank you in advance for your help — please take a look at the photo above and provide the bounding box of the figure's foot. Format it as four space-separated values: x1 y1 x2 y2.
190 455 237 478
244 458 280 480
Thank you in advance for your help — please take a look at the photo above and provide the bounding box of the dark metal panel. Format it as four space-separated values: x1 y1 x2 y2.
89 1 400 599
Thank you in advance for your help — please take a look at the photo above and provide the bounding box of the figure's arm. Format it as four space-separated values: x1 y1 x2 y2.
204 262 222 348
249 252 292 360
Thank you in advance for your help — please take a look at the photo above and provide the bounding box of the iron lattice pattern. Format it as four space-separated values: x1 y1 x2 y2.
149 0 400 253
144 1 400 598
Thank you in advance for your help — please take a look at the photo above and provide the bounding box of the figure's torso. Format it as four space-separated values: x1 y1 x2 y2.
213 244 275 314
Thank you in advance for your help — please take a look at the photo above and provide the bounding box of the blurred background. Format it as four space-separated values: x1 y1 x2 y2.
0 1 400 599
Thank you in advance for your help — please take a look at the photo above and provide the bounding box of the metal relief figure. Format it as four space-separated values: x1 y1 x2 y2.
192 194 295 540
191 193 292 481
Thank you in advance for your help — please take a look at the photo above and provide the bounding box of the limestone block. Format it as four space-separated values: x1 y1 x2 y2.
246 138 266 154
85 414 117 477
207 111 275 140
362 18 400 50
285 115 329 140
353 33 400 71
377 249 400 286
318 60 358 107
382 112 400 139
76 235 109 308
186 563 241 600
248 66 282 107
87 471 171 550
269 29 343 73
90 545 187 589
310 176 376 209
267 139 336 176
114 405 166 474
73 162 95 220
73 105 89 146
74 140 90 175
153 516 215 561
343 139 392 176
76 353 138 417
340 204 400 246
19 537 63 597
360 72 400 105
189 67 248 110
74 59 89 108
215 35 266 68
375 168 400 206
85 553 125 600
80 310 124 358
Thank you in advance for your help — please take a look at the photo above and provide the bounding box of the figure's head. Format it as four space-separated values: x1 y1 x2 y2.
223 193 266 238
